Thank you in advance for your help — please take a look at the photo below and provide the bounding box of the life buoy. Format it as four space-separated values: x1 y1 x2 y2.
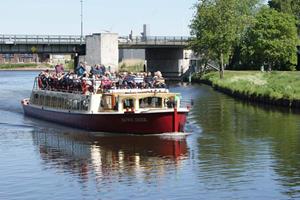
81 80 87 94
111 94 115 108
38 78 42 88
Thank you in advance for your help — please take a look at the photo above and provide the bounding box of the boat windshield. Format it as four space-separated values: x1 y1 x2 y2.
139 97 162 108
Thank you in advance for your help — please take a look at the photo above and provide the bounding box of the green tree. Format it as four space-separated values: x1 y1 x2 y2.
241 7 299 70
189 0 259 78
269 0 300 33
268 0 300 18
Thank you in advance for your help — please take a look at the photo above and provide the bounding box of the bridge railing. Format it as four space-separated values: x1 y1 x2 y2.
0 34 190 46
118 36 191 46
0 35 84 45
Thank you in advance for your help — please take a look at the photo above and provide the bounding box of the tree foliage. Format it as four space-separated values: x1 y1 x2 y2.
189 0 259 77
268 0 300 18
241 7 298 70
268 0 300 33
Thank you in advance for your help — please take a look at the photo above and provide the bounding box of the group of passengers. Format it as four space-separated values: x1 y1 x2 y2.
37 62 166 93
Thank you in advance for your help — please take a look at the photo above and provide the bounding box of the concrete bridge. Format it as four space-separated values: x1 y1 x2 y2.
0 34 192 78
0 34 189 51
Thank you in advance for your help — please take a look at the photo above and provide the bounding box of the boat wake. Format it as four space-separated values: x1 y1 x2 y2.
0 122 34 129
88 131 191 138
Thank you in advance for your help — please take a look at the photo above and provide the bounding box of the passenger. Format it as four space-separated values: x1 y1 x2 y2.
124 72 136 88
134 73 144 87
101 73 112 90
154 71 166 88
76 62 86 76
91 64 102 76
84 61 92 74
55 63 64 74
166 97 175 108
144 72 154 88
100 65 106 75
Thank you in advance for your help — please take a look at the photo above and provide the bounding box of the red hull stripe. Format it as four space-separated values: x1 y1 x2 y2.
23 105 188 134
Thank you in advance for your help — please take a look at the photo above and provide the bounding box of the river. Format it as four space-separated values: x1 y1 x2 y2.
1 71 300 200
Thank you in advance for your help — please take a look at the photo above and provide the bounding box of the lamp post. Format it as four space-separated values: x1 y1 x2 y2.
80 0 83 44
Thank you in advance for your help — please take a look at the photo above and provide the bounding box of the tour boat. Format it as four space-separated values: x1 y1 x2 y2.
22 77 190 134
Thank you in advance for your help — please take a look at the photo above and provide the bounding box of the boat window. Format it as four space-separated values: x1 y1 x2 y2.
101 95 115 110
31 93 39 104
29 92 89 111
123 98 134 109
139 97 162 108
57 97 63 109
80 98 89 111
65 98 72 110
39 95 44 106
45 96 51 107
51 96 57 108
165 97 176 108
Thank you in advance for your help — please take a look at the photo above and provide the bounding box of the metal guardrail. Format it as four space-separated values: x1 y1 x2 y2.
118 36 190 46
0 34 84 45
0 34 190 46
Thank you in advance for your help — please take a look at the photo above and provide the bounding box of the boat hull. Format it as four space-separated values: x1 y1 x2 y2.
22 104 188 134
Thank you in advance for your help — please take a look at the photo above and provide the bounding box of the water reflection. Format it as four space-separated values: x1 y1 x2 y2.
194 85 300 198
32 129 188 184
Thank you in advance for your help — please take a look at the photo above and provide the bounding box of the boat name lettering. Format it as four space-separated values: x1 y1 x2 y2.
121 118 147 122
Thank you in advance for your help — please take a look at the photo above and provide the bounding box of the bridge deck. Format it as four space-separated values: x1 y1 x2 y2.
0 34 190 54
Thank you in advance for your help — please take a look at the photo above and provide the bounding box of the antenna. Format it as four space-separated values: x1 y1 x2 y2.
80 0 84 44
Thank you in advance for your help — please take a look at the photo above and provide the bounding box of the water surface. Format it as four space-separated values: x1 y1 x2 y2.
1 71 300 200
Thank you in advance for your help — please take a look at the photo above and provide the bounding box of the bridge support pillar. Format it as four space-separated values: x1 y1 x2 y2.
85 33 119 71
145 48 192 79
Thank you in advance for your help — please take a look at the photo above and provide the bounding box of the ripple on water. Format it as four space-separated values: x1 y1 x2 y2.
1 73 300 199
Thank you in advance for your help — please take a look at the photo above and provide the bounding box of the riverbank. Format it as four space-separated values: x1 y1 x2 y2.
193 71 300 108
0 67 51 71
0 63 50 71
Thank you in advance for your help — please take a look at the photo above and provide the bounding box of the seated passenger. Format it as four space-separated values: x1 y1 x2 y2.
101 73 112 90
55 63 64 74
91 64 102 76
76 62 86 76
100 65 106 75
154 71 166 88
144 72 154 88
123 72 136 88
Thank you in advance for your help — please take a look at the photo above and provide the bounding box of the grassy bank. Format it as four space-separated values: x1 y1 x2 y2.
0 63 38 69
193 71 300 108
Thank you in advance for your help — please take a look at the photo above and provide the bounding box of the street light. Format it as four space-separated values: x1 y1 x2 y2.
80 0 84 44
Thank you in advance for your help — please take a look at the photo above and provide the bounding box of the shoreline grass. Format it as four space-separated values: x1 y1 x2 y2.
193 71 300 108
0 63 39 69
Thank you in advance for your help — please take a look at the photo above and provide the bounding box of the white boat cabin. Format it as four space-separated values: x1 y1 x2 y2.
29 88 182 114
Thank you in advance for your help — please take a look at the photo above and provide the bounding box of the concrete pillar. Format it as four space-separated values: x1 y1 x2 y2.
145 48 191 79
85 33 119 72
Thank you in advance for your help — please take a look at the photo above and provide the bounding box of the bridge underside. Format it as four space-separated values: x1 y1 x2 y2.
145 48 190 79
0 44 86 55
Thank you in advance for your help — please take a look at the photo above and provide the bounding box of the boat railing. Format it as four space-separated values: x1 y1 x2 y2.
33 76 88 95
33 75 170 95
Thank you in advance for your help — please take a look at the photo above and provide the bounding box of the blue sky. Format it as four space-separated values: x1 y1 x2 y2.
0 0 197 36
